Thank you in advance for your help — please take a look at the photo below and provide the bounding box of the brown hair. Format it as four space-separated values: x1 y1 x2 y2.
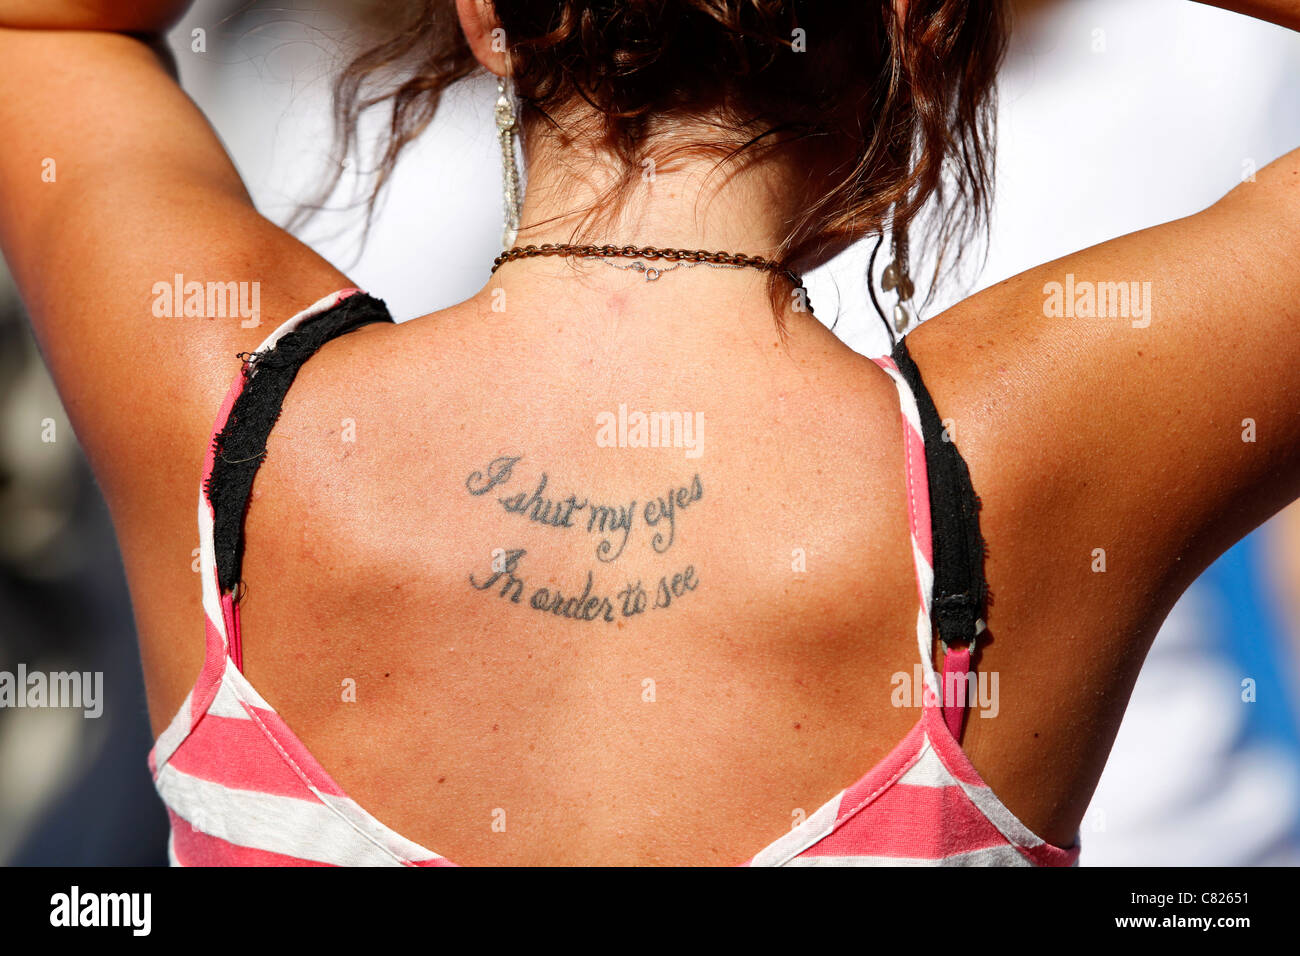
301 0 1008 318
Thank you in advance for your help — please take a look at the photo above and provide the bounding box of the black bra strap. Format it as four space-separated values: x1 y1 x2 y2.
890 336 989 650
206 292 394 593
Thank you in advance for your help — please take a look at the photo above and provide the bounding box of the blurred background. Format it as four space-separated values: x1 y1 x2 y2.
2 0 1299 865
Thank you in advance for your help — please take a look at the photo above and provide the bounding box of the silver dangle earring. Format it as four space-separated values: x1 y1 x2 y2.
495 68 522 249
881 228 915 335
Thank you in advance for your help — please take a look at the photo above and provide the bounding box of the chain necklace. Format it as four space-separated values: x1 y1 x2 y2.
491 243 813 315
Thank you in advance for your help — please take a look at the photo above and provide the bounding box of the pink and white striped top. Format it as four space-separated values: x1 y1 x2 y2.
149 288 1080 867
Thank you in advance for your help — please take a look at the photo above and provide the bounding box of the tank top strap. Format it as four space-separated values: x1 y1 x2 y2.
195 288 394 674
869 350 940 697
872 336 989 742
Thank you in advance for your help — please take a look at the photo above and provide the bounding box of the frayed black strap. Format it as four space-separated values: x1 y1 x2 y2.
206 292 394 593
891 337 988 649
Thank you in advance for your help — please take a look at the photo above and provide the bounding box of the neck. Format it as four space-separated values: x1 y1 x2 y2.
514 126 806 258
473 122 826 344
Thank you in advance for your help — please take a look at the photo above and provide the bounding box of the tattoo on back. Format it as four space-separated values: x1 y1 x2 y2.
464 454 703 623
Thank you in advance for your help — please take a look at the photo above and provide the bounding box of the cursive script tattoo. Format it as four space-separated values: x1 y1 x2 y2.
468 547 528 602
587 502 635 562
466 455 521 496
499 473 589 529
644 473 705 554
468 549 699 623
463 454 703 562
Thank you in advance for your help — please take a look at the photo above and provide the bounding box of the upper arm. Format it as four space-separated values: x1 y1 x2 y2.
896 147 1299 842
0 26 351 507
910 145 1300 630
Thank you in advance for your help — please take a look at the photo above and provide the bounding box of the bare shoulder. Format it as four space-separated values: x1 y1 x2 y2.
894 147 1300 842
908 146 1300 637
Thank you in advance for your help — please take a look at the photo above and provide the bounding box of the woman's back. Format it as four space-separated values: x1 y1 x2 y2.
144 277 957 865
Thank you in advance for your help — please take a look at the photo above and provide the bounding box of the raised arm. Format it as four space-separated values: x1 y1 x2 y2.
915 142 1300 606
0 2 351 511
904 8 1300 842
1193 0 1300 29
